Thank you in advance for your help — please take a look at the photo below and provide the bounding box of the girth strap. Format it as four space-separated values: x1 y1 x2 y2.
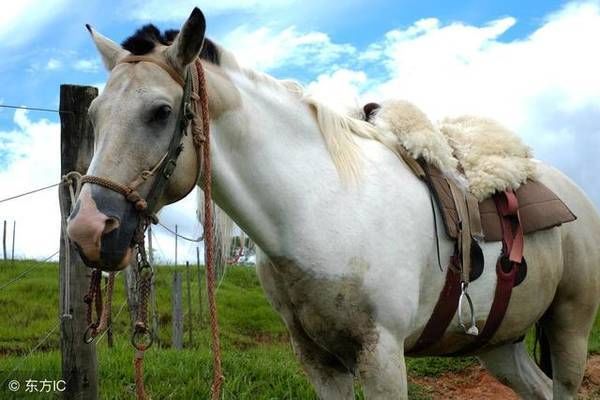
454 189 524 354
407 189 524 356
407 254 462 354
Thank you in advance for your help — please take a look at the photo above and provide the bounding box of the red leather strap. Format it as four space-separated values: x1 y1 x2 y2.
455 189 523 354
406 255 462 355
409 189 525 356
495 190 524 262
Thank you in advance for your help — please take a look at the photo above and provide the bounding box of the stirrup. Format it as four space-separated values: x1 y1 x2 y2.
458 281 479 336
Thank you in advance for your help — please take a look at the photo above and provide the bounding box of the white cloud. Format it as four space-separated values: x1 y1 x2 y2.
306 1 600 205
0 0 70 48
222 25 355 72
358 2 600 124
125 0 297 21
306 69 368 113
152 194 204 265
0 110 61 259
45 58 62 71
74 59 100 73
29 56 102 74
0 110 204 262
3 1 600 260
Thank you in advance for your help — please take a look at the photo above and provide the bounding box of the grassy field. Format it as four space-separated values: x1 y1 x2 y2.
0 260 598 399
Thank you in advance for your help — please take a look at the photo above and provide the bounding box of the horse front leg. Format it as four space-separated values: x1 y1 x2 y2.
357 326 408 399
289 325 356 400
256 257 355 399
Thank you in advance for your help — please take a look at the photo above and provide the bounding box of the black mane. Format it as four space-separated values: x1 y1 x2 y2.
121 24 220 65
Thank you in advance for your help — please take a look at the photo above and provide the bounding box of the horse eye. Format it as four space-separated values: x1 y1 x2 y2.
153 105 172 122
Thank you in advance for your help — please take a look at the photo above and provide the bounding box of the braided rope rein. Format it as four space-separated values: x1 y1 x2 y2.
194 59 224 400
61 57 221 399
131 59 223 400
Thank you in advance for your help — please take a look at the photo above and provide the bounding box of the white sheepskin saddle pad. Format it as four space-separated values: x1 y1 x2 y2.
368 100 537 200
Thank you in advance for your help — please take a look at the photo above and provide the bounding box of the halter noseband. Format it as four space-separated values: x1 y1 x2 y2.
80 55 208 223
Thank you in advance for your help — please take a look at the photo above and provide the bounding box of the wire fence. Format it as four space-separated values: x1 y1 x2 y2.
0 178 202 264
0 319 62 385
0 99 234 398
0 182 62 204
0 103 72 114
157 221 203 243
0 250 59 291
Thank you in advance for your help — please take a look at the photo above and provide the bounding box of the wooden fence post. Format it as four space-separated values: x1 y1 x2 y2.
59 84 99 400
172 271 183 349
3 220 6 261
196 247 203 327
11 220 15 262
174 225 178 266
186 261 193 346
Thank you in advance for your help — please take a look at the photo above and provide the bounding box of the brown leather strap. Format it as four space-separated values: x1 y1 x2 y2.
118 55 185 87
408 189 525 355
448 182 472 284
406 255 462 355
453 189 523 355
466 193 484 240
397 145 426 179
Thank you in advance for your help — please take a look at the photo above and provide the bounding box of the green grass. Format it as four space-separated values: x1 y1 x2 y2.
0 260 598 399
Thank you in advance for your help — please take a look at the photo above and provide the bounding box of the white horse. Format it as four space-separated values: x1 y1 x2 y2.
67 8 600 399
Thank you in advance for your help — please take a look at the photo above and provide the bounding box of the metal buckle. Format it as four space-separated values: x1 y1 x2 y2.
184 102 195 122
458 281 479 336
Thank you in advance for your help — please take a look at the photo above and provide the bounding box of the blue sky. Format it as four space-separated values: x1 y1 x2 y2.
1 0 599 261
0 0 572 132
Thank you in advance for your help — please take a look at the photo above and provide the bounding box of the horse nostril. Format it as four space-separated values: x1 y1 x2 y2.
103 217 120 235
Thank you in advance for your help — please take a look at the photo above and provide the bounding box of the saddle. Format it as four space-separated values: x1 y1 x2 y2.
362 103 577 354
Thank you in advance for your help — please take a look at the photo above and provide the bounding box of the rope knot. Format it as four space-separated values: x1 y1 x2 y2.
126 191 148 211
135 199 148 211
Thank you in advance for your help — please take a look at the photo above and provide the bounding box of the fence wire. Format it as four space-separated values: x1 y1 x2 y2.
0 104 72 114
0 250 59 291
1 319 61 384
157 221 203 242
0 182 62 204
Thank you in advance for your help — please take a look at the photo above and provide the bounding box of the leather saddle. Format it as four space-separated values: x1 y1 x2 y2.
363 102 576 283
362 103 577 354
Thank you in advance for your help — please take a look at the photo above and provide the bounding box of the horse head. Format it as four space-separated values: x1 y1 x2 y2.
67 8 208 271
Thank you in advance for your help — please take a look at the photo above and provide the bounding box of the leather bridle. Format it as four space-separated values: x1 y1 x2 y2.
80 55 208 226
75 53 222 400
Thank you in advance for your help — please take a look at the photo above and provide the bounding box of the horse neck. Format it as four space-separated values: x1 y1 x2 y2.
206 70 349 257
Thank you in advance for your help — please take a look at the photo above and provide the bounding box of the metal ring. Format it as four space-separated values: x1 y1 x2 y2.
458 283 479 336
131 329 153 351
138 262 153 279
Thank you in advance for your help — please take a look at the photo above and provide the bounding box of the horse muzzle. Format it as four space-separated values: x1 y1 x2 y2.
67 186 139 271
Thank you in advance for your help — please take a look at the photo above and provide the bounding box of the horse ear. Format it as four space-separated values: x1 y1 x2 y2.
86 25 128 71
166 7 206 71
